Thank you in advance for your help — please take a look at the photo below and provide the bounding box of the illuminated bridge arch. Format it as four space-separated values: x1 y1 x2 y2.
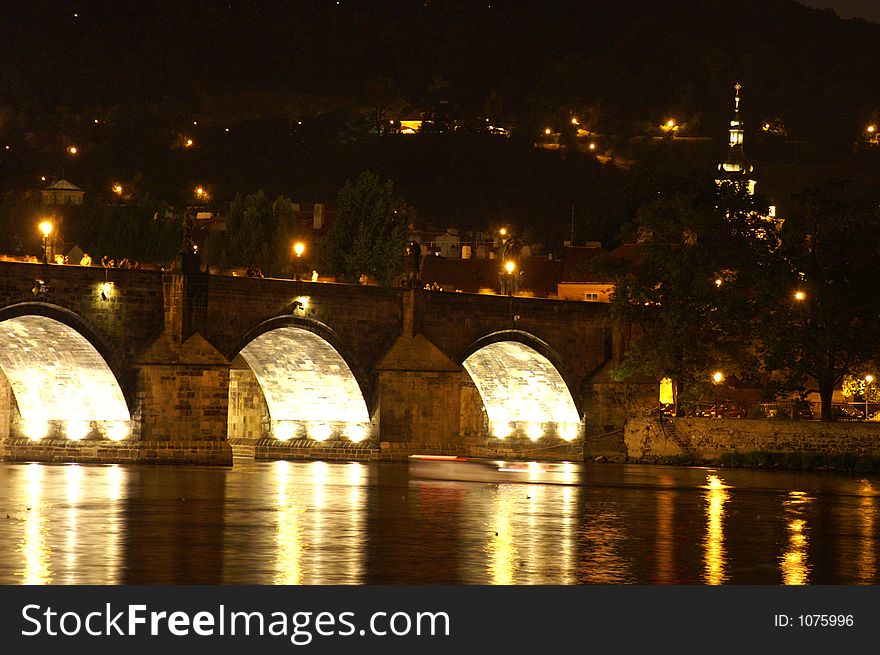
0 303 131 441
229 316 372 443
461 331 582 442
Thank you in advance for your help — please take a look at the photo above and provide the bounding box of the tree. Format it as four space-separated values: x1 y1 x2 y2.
321 172 410 285
356 78 406 136
86 195 180 264
207 191 301 277
756 181 880 420
609 185 772 413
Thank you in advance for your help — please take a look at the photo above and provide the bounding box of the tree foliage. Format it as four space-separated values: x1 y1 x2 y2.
86 195 180 264
321 172 410 285
609 184 771 410
205 190 300 277
755 181 880 419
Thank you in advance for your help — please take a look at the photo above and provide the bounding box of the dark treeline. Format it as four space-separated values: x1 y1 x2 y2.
2 1 880 249
2 0 879 142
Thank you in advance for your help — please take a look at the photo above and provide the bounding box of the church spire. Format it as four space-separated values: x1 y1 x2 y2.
717 82 755 193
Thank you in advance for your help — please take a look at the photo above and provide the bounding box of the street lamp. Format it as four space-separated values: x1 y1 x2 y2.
38 220 53 263
712 371 724 418
794 290 806 302
112 183 123 196
293 241 305 279
866 374 874 419
67 145 78 155
502 259 518 296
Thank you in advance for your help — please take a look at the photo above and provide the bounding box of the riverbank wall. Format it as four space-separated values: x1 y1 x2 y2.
624 417 880 469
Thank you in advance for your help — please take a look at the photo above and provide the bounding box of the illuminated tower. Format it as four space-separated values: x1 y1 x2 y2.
716 83 756 195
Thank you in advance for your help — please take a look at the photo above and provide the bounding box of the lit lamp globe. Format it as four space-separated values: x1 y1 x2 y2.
294 242 305 257
39 221 53 238
504 260 516 274
712 372 724 385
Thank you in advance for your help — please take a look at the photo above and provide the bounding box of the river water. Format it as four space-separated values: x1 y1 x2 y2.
0 459 876 585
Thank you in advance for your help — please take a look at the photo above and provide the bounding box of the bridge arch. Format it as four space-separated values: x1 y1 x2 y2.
460 330 582 442
228 315 372 443
0 303 132 441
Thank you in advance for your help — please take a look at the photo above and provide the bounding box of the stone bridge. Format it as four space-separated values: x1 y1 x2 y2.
0 257 617 465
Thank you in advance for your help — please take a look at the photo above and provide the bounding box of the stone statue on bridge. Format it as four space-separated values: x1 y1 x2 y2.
403 241 421 288
499 237 521 296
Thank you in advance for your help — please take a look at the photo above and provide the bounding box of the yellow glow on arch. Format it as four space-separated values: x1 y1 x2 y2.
309 423 332 442
65 421 90 441
238 326 370 427
0 316 131 432
346 423 367 443
463 340 580 430
22 420 49 441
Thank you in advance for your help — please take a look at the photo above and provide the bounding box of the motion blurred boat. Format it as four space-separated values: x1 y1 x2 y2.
409 455 580 485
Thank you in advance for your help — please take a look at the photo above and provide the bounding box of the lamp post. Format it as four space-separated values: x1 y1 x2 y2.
39 220 53 264
293 241 305 280
866 374 874 420
712 371 724 418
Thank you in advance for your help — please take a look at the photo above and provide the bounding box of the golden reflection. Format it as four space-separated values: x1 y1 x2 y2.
655 486 675 583
703 473 730 585
780 490 812 585
102 465 125 584
309 462 328 583
345 463 366 582
559 484 575 584
858 481 875 584
487 486 518 584
64 465 83 583
19 463 52 584
524 484 546 583
274 461 305 585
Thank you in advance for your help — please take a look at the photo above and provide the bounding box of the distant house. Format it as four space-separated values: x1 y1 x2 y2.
41 179 84 206
556 245 614 302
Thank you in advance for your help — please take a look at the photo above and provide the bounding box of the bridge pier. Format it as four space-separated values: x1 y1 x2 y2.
133 333 232 465
129 259 232 465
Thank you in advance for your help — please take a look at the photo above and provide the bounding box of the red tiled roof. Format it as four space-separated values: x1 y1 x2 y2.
559 246 607 283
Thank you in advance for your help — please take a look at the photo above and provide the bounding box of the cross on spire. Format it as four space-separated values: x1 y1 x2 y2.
734 82 741 111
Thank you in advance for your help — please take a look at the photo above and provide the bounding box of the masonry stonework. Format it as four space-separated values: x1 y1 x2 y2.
0 260 620 464
625 417 880 462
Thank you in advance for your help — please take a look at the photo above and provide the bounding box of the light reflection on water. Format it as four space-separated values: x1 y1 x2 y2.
858 481 876 583
780 491 812 585
703 474 730 585
0 461 878 585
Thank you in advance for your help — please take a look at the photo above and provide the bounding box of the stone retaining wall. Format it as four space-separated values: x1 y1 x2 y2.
0 438 231 465
625 417 880 461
